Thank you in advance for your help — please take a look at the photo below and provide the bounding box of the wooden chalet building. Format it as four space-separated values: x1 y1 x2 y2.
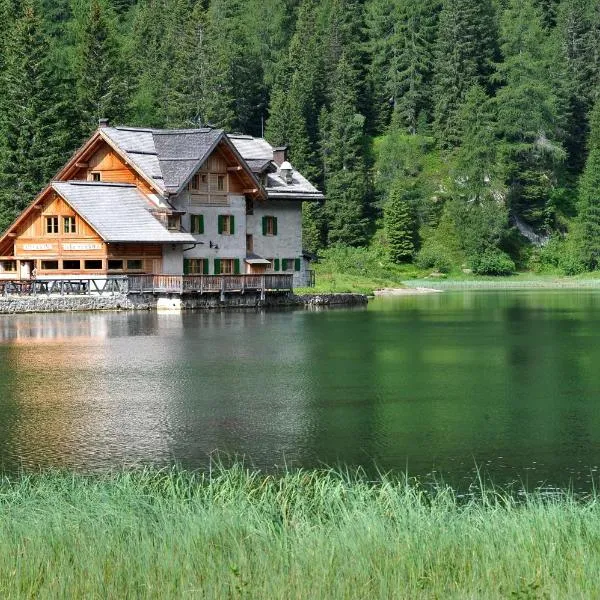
0 119 323 288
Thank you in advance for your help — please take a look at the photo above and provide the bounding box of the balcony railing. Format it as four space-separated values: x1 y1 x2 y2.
0 277 128 297
127 274 294 295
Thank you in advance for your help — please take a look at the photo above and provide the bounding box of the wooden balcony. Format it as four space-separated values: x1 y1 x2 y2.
127 274 294 296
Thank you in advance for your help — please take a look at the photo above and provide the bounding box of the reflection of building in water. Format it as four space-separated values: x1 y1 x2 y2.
0 313 110 346
1 310 317 472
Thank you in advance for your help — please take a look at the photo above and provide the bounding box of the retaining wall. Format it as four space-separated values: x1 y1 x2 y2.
0 292 368 314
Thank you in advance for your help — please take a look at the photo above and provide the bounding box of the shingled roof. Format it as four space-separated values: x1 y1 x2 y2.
228 134 324 200
98 126 323 201
52 182 196 243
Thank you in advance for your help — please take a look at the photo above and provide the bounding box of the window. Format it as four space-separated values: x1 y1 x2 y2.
214 258 239 275
190 174 207 191
218 214 234 235
91 172 101 182
262 216 278 236
167 215 180 231
41 260 59 270
246 234 253 253
246 198 254 215
108 260 123 271
45 216 59 234
63 260 81 270
217 175 225 191
63 216 76 234
184 258 208 275
190 214 204 234
281 258 301 272
127 259 143 271
85 260 103 270
1 261 16 272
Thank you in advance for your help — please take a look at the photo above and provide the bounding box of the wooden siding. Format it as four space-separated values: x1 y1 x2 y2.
70 142 154 194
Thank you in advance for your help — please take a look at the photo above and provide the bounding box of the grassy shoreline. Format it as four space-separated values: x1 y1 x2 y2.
1 466 600 598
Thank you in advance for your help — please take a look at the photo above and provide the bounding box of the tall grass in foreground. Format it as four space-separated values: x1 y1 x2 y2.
1 466 599 599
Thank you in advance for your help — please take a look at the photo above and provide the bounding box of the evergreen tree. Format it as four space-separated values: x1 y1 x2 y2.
432 0 498 149
384 1 439 134
495 0 566 231
74 0 130 137
577 97 600 269
556 0 595 175
0 1 75 232
203 0 266 134
384 180 417 262
451 85 509 265
321 54 370 247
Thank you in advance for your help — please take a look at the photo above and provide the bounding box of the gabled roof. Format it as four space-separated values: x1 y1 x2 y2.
52 182 195 243
228 134 324 200
100 126 262 196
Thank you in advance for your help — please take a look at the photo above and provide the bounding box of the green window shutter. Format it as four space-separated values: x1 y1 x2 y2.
234 258 240 274
230 215 235 235
218 215 223 234
183 259 190 275
214 258 221 275
295 258 301 271
273 217 278 236
199 214 204 234
282 259 288 271
203 259 209 275
274 259 280 272
262 216 267 235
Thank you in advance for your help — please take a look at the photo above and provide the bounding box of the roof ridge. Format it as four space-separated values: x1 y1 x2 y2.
54 181 137 188
152 128 221 135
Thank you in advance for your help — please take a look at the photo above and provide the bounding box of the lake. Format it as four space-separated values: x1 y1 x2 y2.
2 291 600 490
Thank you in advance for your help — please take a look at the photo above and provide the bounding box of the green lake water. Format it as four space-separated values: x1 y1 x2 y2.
2 290 600 490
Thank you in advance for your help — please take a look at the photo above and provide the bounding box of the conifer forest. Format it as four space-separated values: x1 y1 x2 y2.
2 0 600 275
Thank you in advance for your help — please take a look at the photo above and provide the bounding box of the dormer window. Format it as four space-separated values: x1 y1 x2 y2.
91 172 101 182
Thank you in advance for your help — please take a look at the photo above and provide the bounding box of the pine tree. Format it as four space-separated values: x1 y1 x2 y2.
432 0 498 149
384 180 417 262
0 0 75 232
203 0 266 134
74 0 130 137
383 0 439 134
321 55 370 247
451 84 509 263
495 0 566 231
556 0 595 175
577 97 600 270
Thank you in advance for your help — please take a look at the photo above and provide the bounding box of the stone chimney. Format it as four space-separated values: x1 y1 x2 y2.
273 146 288 166
98 118 110 128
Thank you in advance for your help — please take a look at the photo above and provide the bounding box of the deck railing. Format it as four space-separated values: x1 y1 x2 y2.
127 274 294 295
0 277 129 297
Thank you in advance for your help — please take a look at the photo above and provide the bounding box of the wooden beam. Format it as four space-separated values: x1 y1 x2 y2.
75 162 89 168
243 188 259 194
7 233 16 238
227 166 243 172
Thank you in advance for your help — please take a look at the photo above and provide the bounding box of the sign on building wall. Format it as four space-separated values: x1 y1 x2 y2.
62 243 103 251
22 244 54 251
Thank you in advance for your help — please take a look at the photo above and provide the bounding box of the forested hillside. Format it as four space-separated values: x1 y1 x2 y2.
1 0 600 275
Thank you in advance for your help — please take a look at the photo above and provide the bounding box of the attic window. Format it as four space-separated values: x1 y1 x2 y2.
167 215 180 231
217 175 225 191
91 172 101 182
190 174 207 191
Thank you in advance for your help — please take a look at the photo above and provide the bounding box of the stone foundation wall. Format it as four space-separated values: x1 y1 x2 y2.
0 294 133 314
0 292 368 314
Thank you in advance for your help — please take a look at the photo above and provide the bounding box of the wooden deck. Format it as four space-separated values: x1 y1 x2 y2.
0 274 294 298
127 274 294 295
